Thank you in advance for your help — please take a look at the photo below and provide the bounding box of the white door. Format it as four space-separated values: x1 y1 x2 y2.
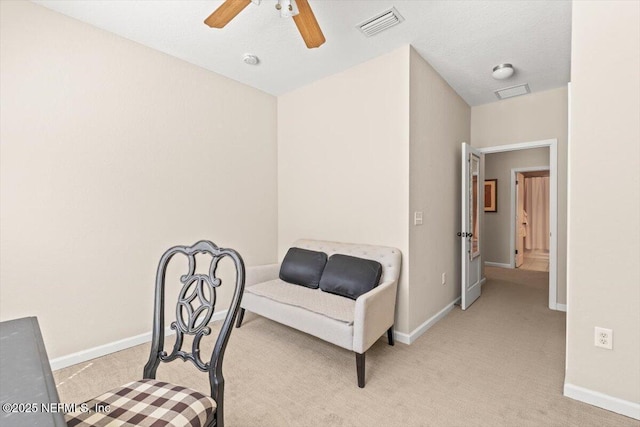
515 172 526 267
460 143 483 310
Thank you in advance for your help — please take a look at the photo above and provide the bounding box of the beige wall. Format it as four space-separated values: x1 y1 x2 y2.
408 49 470 331
471 87 568 305
0 1 278 359
278 46 472 336
566 1 640 406
484 148 549 265
277 46 411 333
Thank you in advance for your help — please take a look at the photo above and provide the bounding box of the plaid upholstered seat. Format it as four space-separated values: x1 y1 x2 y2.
65 379 216 427
64 241 245 427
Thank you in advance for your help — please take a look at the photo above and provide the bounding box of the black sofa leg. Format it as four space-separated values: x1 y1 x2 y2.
235 308 245 328
356 352 365 388
387 326 395 346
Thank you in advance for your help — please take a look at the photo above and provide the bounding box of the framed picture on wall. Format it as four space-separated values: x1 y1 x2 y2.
484 179 497 212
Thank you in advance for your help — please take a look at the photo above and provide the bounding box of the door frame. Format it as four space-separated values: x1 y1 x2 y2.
478 139 559 311
510 166 550 268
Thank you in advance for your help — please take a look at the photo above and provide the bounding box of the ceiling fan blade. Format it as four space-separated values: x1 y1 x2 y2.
292 0 326 48
204 0 252 28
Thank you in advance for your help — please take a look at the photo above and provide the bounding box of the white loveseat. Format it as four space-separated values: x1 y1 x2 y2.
236 239 402 387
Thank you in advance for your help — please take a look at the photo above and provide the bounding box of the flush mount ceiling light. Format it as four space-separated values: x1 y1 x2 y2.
492 63 514 80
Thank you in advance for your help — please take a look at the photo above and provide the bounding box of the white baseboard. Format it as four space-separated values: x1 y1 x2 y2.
50 310 228 371
564 383 640 420
555 303 567 312
394 297 461 345
484 262 512 269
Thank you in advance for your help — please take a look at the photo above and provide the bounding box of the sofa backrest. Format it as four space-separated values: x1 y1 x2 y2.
292 239 402 285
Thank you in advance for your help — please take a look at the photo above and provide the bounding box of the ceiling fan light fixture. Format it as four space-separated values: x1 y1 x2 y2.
492 63 514 80
277 0 299 18
205 0 324 49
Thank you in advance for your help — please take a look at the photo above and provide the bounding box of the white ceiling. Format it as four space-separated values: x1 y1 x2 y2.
32 0 572 106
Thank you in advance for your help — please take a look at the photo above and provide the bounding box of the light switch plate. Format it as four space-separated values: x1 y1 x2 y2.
414 211 423 226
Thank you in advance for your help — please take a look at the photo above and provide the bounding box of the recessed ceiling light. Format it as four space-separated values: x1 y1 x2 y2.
243 54 259 65
492 63 514 80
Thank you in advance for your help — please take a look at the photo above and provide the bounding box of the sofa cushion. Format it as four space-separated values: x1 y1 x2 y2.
319 254 383 300
294 239 401 285
279 247 328 289
245 279 355 325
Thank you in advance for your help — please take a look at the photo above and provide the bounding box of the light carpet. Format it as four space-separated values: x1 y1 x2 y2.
54 267 637 426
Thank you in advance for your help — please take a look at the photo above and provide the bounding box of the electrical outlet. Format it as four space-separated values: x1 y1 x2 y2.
441 273 446 285
594 327 613 350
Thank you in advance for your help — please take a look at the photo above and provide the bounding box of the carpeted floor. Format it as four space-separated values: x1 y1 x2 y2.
520 249 550 272
54 267 638 426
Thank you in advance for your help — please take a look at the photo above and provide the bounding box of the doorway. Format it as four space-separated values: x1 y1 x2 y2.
513 168 550 272
478 139 559 311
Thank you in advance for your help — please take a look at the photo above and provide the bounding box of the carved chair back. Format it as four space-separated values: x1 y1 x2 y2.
143 240 245 427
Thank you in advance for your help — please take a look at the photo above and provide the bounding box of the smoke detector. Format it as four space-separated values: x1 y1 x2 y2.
357 7 404 37
243 54 259 65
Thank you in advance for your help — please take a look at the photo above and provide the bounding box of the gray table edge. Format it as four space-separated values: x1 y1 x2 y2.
0 317 66 426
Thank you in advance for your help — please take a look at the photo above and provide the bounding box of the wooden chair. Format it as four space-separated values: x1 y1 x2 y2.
65 241 245 427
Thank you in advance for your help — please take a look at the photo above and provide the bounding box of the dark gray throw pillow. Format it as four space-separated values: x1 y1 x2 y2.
319 254 383 300
279 247 328 288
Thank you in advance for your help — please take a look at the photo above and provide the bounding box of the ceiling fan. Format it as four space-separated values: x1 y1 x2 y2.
204 0 326 49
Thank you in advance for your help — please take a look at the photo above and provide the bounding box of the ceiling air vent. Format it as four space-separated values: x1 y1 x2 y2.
357 7 404 37
495 83 531 100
